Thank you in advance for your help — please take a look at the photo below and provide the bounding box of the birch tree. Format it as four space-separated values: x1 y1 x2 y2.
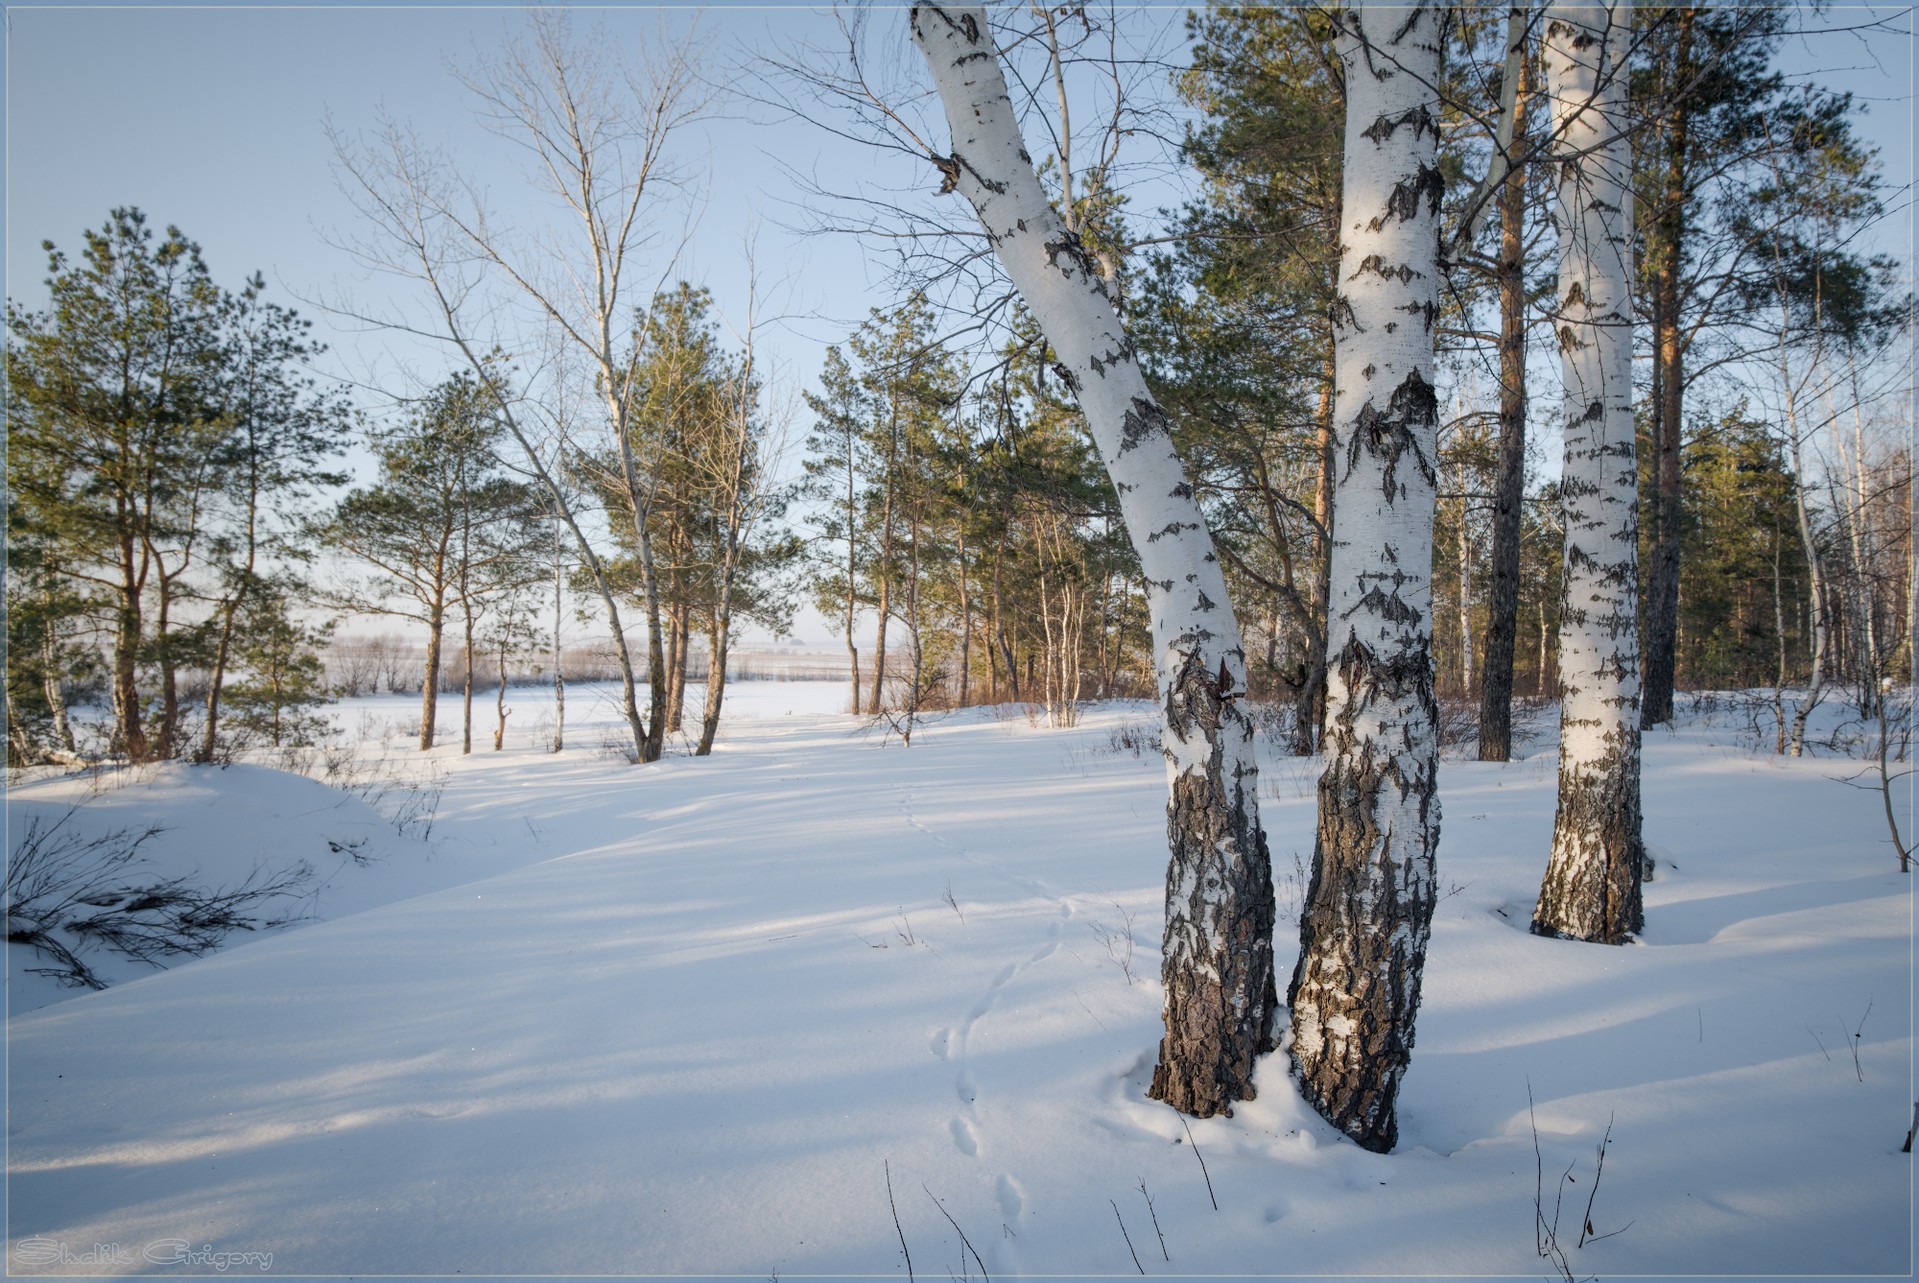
910 3 1277 1117
1286 2 1443 1154
1530 1 1644 944
327 10 706 764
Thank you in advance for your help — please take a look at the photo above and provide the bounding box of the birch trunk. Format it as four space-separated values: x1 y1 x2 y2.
551 516 566 753
1457 495 1475 694
912 2 1277 1116
41 625 76 755
870 404 898 715
1532 1 1645 943
1287 1 1443 1154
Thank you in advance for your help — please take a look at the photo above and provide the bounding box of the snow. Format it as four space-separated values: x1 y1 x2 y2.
5 684 1912 1278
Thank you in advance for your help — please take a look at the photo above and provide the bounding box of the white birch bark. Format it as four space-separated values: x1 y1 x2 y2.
1287 0 1443 1155
911 2 1277 1117
1531 0 1645 943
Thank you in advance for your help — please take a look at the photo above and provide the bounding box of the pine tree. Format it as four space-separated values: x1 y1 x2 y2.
4 209 348 763
317 374 541 751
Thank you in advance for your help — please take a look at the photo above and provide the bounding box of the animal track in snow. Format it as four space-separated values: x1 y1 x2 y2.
950 1115 979 1157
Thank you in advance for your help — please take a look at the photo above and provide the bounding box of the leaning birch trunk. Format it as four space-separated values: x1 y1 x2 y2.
1287 2 1443 1155
1531 1 1645 943
911 2 1277 1116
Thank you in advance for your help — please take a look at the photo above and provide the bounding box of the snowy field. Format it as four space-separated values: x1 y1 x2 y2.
4 682 1912 1279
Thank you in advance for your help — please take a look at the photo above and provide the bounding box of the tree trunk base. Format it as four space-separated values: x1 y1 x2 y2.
1147 650 1279 1119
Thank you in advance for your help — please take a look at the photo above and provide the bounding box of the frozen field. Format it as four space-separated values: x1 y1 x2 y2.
4 684 1912 1278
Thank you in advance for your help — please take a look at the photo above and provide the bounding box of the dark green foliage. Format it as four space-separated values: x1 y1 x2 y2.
5 208 351 763
1664 407 1809 689
317 372 545 751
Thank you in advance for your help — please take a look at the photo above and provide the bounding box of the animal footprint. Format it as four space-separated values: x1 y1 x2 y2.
951 1115 979 1157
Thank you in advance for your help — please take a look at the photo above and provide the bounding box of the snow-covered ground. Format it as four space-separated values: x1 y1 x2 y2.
5 683 1912 1278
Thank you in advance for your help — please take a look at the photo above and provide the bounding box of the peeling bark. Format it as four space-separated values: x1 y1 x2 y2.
1288 1 1443 1154
911 2 1277 1115
1532 1 1645 943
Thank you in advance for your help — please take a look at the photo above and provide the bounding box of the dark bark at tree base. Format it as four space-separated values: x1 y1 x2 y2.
1531 734 1644 944
1288 637 1439 1154
1148 649 1279 1119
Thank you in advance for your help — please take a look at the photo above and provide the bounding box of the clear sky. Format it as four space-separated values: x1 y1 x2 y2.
5 3 1913 650
2 3 1197 648
3 6 918 408
8 4 1909 391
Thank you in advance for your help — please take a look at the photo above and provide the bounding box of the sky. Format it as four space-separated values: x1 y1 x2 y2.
6 3 1911 380
4 3 1914 649
4 6 913 406
2 2 1202 645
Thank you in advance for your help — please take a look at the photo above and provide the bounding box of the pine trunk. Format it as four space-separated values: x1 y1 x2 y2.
913 2 1278 1116
1301 361 1337 756
494 646 509 751
1477 91 1530 758
461 603 475 756
420 613 443 752
956 522 973 707
1640 8 1693 729
1532 1 1645 944
155 582 179 761
1287 1 1443 1154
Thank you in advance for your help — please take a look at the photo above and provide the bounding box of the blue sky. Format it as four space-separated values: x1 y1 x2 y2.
8 4 1908 388
5 3 1912 651
4 6 914 408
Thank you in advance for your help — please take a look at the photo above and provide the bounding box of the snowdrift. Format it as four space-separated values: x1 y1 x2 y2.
5 688 1912 1277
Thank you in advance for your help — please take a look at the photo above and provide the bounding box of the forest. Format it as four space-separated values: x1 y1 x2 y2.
5 0 1913 1174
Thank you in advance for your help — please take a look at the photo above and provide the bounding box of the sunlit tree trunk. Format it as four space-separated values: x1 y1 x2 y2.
1287 0 1443 1154
913 2 1278 1116
551 514 566 753
494 644 510 751
1532 0 1645 943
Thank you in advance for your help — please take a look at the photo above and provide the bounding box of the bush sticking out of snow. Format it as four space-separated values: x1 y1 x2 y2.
5 806 312 991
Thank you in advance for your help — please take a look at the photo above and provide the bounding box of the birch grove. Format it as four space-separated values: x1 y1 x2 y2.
1286 1 1444 1155
1530 1 1645 943
910 2 1278 1117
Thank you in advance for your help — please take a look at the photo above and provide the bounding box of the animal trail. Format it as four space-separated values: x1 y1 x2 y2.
950 1115 980 1157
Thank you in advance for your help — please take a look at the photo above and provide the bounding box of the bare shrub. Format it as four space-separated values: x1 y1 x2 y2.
1095 719 1158 759
6 807 312 991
